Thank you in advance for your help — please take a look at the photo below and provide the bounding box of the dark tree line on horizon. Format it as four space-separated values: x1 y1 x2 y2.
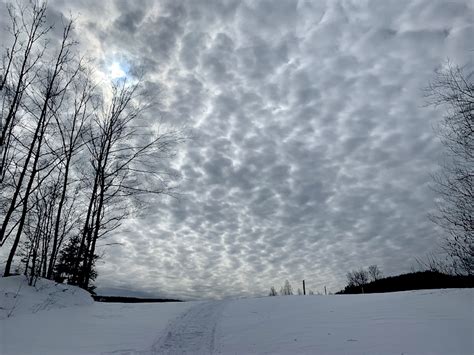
338 270 474 294
0 1 183 291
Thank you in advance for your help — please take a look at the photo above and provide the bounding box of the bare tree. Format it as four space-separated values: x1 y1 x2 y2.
1 2 50 247
45 68 95 279
71 80 184 290
21 180 56 284
0 1 51 183
368 265 382 282
427 63 473 275
280 280 293 296
346 268 369 287
268 286 278 296
1 2 184 290
3 17 79 276
416 252 452 275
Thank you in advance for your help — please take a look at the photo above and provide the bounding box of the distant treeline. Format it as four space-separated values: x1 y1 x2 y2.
93 295 183 303
336 271 474 294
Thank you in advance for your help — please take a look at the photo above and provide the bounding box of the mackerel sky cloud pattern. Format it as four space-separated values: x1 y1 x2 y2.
2 0 472 299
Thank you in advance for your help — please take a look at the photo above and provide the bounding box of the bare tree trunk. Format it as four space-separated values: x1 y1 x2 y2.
83 174 107 288
0 3 49 182
47 81 92 279
72 171 99 285
4 22 74 275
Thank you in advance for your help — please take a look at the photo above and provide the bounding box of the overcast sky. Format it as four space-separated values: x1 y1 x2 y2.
3 0 472 299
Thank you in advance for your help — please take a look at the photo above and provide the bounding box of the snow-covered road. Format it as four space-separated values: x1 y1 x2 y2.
150 301 227 355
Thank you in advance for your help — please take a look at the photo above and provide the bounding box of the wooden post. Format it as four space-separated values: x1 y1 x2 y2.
302 280 306 295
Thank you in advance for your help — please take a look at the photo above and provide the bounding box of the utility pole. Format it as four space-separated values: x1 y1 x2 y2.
302 280 306 295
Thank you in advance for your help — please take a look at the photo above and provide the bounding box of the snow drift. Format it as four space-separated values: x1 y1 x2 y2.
0 275 93 319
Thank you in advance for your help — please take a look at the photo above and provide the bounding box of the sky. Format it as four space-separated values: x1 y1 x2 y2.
1 0 473 300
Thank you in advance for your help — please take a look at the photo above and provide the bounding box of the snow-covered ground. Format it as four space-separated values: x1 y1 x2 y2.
0 275 93 319
0 276 472 354
215 291 473 354
0 276 192 354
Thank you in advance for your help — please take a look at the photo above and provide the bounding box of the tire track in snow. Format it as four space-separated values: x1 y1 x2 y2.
150 300 227 354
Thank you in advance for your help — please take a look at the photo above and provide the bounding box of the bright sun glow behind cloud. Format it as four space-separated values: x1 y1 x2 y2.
109 62 126 79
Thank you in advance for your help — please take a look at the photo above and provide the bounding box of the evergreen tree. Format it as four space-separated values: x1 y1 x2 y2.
54 235 97 293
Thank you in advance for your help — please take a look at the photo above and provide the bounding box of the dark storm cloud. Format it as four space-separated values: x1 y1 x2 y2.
6 0 471 299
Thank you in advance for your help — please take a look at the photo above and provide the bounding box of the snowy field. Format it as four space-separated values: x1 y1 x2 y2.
0 276 472 354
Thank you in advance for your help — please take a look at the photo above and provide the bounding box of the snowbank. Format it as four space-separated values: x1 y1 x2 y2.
0 275 192 355
0 275 93 319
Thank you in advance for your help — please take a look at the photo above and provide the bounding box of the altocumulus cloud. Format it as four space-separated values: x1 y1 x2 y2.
4 0 472 299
